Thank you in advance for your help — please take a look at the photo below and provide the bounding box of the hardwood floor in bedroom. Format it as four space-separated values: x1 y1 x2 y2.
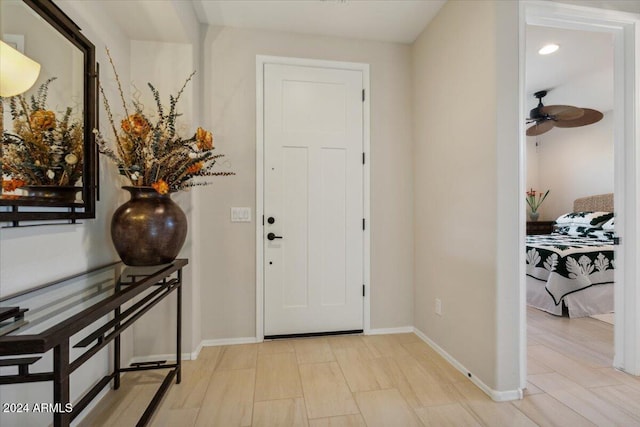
80 309 640 426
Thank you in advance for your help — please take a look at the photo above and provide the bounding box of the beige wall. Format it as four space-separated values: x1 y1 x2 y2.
527 112 614 220
128 40 198 358
412 0 501 389
196 26 415 340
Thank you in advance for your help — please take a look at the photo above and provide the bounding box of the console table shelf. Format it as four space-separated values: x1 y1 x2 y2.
0 259 188 427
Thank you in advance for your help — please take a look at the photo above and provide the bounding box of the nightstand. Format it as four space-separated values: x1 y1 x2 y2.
527 221 555 235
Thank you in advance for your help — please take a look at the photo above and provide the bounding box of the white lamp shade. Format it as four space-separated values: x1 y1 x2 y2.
0 40 41 97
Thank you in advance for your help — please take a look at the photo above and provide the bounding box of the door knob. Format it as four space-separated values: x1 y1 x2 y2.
267 232 283 241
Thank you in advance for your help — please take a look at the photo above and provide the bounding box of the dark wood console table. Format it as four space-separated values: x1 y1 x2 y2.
0 259 188 426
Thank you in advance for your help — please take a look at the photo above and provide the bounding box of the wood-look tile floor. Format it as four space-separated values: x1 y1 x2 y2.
80 308 640 426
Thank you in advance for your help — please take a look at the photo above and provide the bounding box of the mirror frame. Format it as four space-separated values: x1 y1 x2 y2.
0 0 96 226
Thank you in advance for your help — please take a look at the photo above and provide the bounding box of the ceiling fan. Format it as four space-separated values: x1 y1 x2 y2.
526 90 604 136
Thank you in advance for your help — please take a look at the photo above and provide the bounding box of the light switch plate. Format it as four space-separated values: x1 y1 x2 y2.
231 207 251 222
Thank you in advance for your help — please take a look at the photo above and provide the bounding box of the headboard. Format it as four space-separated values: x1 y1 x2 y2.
573 193 614 212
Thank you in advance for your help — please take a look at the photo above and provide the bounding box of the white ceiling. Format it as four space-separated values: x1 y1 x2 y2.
192 0 446 44
97 0 617 113
525 24 614 113
554 0 640 14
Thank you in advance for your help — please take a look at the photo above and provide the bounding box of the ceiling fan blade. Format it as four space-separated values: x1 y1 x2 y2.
526 120 555 136
540 105 584 121
554 108 604 128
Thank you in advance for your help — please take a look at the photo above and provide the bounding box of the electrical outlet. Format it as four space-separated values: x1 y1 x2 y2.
435 298 442 316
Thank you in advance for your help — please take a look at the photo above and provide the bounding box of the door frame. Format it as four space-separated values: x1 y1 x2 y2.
518 1 640 387
255 55 371 341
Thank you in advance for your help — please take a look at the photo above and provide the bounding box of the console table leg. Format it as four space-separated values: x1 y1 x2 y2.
53 340 71 427
114 306 121 390
176 270 182 384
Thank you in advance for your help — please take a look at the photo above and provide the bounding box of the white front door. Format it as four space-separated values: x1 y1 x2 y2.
263 62 364 336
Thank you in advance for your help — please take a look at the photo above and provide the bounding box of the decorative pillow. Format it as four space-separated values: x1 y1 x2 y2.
555 211 614 227
602 217 615 231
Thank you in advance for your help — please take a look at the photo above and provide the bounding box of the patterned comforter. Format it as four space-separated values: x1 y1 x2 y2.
526 234 615 305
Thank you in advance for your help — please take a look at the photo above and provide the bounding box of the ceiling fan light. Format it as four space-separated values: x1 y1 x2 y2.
538 44 559 55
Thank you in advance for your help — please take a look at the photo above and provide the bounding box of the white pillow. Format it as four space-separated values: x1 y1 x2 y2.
602 217 615 231
555 211 614 227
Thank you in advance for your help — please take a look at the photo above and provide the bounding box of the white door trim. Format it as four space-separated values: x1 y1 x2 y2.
256 55 371 342
519 1 640 386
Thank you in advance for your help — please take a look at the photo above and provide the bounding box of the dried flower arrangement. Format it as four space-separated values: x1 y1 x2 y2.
94 50 233 194
2 77 84 191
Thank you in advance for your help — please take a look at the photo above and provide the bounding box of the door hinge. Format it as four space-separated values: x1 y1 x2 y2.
363 284 365 297
613 236 620 245
362 218 365 230
362 152 365 164
262 215 264 226
362 89 365 102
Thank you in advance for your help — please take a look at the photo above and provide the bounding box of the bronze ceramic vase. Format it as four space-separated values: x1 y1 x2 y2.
111 186 187 266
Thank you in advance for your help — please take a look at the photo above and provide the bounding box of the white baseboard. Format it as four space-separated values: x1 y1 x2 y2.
191 342 203 360
366 326 414 335
129 337 257 365
412 327 523 402
200 337 259 347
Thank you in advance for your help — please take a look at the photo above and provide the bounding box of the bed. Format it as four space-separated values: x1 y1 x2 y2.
525 193 615 318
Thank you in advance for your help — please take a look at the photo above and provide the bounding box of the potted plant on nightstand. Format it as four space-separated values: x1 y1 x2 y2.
526 188 549 222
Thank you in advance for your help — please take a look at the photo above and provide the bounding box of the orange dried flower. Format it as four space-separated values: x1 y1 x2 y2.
186 162 203 175
151 179 169 195
2 179 26 192
121 113 151 138
29 110 56 131
94 59 233 192
196 127 214 150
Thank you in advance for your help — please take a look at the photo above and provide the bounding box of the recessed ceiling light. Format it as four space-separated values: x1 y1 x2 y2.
538 44 559 55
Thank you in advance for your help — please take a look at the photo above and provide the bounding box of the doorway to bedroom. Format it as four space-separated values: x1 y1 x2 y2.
523 20 618 390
